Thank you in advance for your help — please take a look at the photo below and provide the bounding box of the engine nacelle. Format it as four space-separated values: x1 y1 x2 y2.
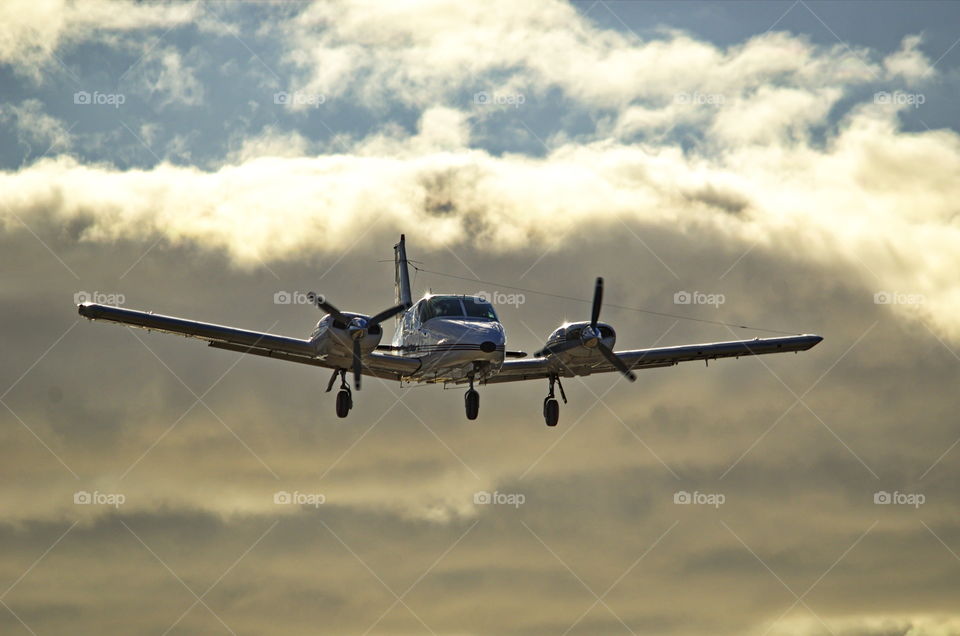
310 312 384 364
542 321 616 358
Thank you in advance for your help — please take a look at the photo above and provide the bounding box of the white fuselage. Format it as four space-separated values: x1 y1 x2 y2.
392 295 506 383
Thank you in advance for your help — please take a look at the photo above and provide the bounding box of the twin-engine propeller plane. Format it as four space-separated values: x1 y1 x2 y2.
78 235 823 426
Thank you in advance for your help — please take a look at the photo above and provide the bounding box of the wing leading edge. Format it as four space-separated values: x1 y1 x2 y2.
483 333 823 384
76 303 420 380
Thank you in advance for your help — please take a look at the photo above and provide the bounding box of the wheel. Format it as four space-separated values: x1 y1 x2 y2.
543 398 559 427
465 389 479 420
336 389 351 418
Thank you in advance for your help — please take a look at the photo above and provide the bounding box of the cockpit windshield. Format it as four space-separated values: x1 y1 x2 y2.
463 297 498 320
428 297 463 320
419 296 499 322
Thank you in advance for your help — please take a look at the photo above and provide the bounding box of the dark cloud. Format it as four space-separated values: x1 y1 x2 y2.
3 207 960 634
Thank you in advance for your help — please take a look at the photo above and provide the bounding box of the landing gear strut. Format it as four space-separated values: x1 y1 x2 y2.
543 374 566 427
464 376 479 420
326 369 353 418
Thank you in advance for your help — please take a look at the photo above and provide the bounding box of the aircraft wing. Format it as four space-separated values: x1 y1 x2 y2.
482 334 823 384
77 303 420 380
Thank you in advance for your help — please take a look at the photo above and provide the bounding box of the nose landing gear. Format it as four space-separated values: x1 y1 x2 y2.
464 376 479 420
543 374 566 427
326 369 353 418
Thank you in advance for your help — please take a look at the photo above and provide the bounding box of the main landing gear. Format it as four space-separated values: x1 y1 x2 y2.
326 369 353 418
464 376 480 420
543 374 567 427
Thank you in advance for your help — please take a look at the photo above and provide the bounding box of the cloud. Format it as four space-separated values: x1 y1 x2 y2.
768 615 960 636
5 173 960 635
137 46 207 108
0 0 196 81
4 2 960 634
884 34 934 83
3 99 960 342
283 2 878 113
227 125 312 162
0 99 72 156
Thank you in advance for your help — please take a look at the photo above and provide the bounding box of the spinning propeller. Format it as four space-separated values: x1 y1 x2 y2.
534 277 636 381
315 297 406 390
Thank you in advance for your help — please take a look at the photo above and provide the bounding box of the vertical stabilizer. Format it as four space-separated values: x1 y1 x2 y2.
394 234 412 311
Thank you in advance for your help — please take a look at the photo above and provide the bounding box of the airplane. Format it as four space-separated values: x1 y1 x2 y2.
77 235 823 427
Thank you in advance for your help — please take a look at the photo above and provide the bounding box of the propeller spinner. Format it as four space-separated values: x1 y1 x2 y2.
534 277 636 382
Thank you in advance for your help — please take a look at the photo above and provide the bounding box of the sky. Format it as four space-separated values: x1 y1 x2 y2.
2 1 960 634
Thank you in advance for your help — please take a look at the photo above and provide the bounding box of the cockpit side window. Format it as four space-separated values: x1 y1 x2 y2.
463 297 498 321
417 300 433 323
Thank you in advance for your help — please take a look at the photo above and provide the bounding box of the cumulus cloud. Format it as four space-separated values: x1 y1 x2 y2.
0 0 196 81
282 1 881 118
0 99 72 156
884 34 935 83
137 46 207 107
227 125 312 162
3 101 960 341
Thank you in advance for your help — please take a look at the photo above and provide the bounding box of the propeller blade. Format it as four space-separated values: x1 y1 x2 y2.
352 339 362 390
368 304 406 326
597 342 636 382
590 277 603 329
315 297 346 322
534 340 581 358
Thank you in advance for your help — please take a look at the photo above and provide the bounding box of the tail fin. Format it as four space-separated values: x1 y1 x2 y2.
394 234 412 311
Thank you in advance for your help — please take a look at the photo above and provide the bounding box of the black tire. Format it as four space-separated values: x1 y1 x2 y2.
465 389 479 420
336 390 351 418
544 398 559 427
